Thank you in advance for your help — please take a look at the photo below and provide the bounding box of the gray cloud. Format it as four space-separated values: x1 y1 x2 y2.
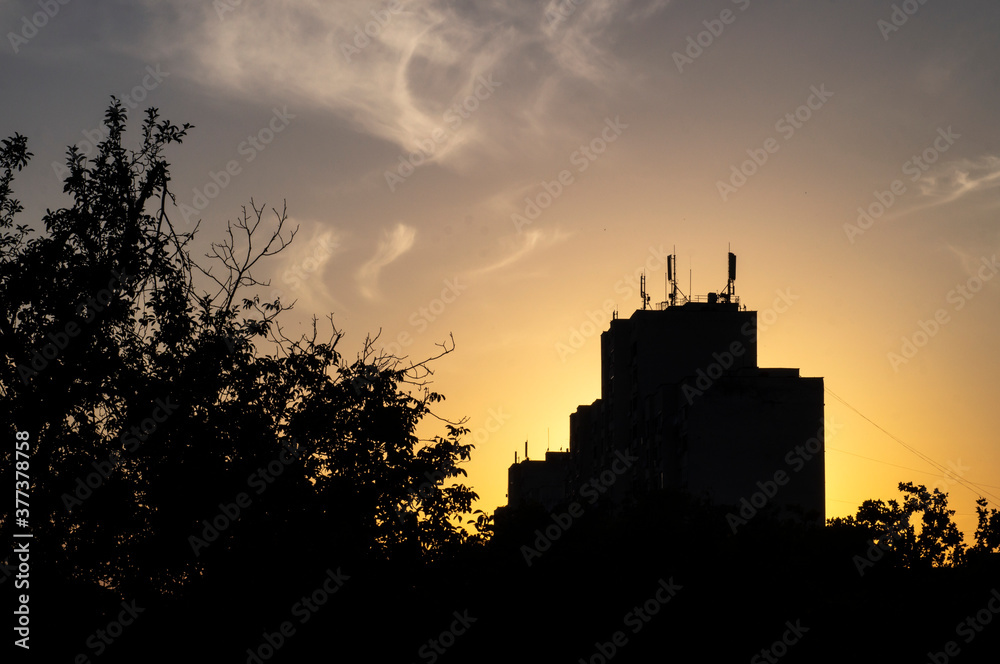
105 0 668 170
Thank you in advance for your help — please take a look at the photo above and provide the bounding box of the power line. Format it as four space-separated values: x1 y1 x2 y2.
825 387 1000 508
826 447 1000 490
826 386 1000 506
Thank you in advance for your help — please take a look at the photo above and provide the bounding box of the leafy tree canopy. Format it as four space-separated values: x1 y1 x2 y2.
0 99 486 604
828 481 1000 569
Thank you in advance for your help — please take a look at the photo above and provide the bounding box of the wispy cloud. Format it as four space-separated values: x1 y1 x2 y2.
946 241 1000 280
126 0 668 168
918 155 1000 206
267 224 344 311
356 223 417 299
469 227 571 277
881 155 1000 224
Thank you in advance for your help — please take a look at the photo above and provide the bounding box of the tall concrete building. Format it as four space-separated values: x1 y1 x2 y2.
504 253 825 524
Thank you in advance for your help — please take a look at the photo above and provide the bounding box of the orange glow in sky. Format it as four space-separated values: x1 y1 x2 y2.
5 0 998 539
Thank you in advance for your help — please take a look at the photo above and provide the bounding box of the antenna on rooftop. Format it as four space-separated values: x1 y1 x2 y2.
720 244 737 304
667 254 674 306
665 245 689 307
640 273 650 310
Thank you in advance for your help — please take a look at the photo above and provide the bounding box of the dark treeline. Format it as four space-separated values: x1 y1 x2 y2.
2 102 999 663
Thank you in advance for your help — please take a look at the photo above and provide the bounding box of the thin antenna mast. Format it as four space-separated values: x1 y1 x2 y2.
666 245 690 306
727 249 736 302
667 253 674 306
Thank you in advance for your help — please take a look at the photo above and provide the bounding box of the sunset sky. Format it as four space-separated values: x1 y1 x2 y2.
3 0 999 536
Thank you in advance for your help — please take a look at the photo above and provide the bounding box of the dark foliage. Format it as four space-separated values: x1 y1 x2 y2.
1 100 485 661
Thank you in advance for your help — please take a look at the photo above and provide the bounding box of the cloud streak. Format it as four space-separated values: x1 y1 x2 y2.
918 155 1000 206
469 227 571 277
357 223 417 299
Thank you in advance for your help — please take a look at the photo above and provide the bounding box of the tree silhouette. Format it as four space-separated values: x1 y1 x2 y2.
828 481 973 569
0 98 483 627
9 97 998 664
969 497 1000 560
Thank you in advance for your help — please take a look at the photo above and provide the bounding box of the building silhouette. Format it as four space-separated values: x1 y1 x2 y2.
505 252 825 524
